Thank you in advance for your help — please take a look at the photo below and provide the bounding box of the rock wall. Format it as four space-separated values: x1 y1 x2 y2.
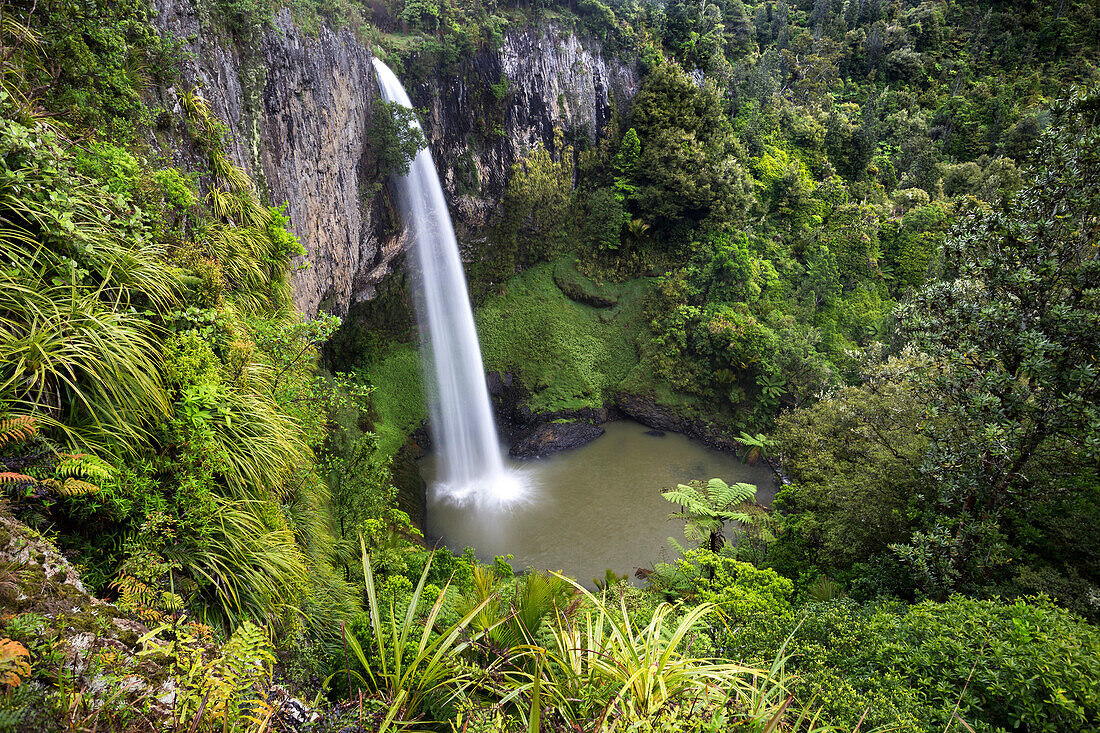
151 2 638 316
407 23 639 235
151 1 391 317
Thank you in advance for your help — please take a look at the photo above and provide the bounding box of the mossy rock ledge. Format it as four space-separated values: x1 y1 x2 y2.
509 421 606 459
0 513 178 713
552 257 621 308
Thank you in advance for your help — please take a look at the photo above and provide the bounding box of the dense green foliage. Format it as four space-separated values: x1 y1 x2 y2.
2 0 1099 730
0 0 379 722
733 594 1100 732
346 1 1099 729
772 90 1100 625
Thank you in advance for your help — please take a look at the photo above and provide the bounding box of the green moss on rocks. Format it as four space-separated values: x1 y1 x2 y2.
361 343 427 458
475 260 652 413
552 257 621 307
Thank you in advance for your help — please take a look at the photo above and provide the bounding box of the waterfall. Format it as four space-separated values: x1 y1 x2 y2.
373 58 527 505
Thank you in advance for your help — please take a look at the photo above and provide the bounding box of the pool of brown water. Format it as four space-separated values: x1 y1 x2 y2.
421 420 776 585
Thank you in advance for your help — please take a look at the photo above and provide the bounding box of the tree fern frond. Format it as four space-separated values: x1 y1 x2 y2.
661 483 707 510
705 478 758 506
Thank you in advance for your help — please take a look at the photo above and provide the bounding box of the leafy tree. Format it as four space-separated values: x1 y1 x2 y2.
645 547 793 632
770 352 931 580
612 126 640 204
496 137 575 271
584 186 624 251
881 202 951 292
732 595 1100 732
368 100 427 179
891 87 1100 598
400 0 440 32
629 62 753 232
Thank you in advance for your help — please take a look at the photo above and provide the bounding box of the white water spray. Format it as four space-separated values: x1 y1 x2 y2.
373 58 529 506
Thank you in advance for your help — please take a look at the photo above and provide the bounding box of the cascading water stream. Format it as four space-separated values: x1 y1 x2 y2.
373 58 529 506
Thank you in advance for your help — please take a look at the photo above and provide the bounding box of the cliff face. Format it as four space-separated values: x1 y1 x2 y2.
151 2 638 316
151 2 390 317
407 24 639 235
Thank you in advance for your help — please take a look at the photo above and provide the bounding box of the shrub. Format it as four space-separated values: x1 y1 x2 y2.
733 595 1100 732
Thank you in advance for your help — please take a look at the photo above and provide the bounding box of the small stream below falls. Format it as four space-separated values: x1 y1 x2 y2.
421 420 776 585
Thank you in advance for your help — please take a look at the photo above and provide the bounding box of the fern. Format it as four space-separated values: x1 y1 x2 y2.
55 453 113 483
205 621 274 725
0 417 36 448
0 473 35 490
662 478 761 551
56 478 100 496
0 639 30 687
113 575 167 623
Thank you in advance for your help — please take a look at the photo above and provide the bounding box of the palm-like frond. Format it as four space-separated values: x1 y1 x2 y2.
454 568 571 660
662 478 762 550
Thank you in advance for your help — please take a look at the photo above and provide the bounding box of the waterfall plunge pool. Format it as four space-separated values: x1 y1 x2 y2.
421 420 777 586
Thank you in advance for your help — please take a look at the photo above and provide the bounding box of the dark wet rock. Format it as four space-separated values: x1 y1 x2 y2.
614 391 741 452
486 370 515 396
644 429 665 437
392 430 430 530
509 422 605 459
541 405 619 424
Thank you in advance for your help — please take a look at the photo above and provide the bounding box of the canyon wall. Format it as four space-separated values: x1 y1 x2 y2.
151 1 638 316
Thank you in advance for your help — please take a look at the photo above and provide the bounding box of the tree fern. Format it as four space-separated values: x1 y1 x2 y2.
662 478 760 552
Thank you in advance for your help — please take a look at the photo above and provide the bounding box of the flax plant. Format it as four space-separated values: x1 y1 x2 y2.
341 539 499 730
507 577 757 727
505 578 833 731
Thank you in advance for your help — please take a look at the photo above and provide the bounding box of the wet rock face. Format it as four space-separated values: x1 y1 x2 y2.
152 2 638 317
614 391 742 453
411 24 639 235
509 421 605 459
150 1 393 318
